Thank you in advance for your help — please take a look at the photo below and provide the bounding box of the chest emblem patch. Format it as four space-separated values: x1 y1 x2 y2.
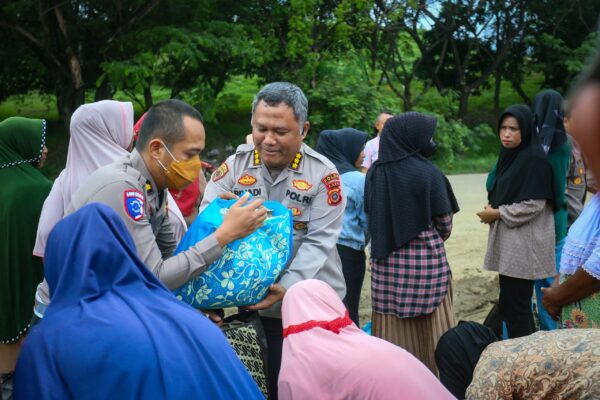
289 207 302 217
123 189 145 221
238 174 257 186
294 222 307 231
292 179 312 191
213 162 229 182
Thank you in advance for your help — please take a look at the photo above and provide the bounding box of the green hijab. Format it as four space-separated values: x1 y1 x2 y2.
0 117 52 342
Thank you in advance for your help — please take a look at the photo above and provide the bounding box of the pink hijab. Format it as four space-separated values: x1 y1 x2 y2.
33 100 135 256
279 280 455 400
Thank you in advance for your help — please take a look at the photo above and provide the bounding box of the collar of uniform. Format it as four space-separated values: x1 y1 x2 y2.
130 148 159 195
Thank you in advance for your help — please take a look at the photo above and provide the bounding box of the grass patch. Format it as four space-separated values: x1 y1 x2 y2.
437 154 497 175
0 92 59 121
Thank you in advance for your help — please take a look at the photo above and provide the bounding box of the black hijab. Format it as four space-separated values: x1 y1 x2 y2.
532 89 567 153
435 321 499 399
488 105 556 210
364 112 459 260
316 128 368 175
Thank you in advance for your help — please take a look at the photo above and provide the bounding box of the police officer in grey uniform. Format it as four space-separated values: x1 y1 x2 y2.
66 100 267 296
200 82 347 398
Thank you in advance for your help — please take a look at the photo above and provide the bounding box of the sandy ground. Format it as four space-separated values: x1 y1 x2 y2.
357 173 498 328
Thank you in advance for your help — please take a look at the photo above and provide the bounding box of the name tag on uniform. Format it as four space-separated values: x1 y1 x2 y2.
286 189 312 204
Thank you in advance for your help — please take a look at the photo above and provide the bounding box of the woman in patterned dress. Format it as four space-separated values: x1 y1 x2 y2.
365 112 459 375
466 329 600 399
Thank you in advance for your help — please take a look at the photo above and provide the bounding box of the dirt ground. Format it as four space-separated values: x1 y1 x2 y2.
357 173 498 328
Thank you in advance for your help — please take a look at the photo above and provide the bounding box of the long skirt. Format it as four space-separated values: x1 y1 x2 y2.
372 284 455 376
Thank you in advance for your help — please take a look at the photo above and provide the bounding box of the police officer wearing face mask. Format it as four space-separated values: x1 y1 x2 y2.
66 99 268 290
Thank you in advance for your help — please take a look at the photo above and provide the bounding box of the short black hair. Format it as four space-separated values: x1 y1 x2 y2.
136 99 204 151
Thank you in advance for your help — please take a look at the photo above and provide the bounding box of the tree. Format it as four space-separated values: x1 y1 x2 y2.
307 54 397 137
526 0 600 93
417 0 526 118
360 1 423 111
0 0 161 126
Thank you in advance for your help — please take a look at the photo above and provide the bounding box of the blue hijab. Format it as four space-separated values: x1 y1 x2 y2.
316 128 368 175
14 203 263 400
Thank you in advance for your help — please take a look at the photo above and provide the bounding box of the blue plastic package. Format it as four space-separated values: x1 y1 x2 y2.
173 198 293 309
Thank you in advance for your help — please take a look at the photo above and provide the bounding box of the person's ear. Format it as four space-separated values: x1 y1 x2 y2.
301 121 310 138
148 138 163 159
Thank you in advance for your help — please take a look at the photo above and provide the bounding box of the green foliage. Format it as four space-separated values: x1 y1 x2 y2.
0 92 58 121
414 90 459 119
2 0 600 171
525 0 600 91
306 56 397 144
463 123 497 156
415 111 468 164
565 32 600 78
281 0 373 86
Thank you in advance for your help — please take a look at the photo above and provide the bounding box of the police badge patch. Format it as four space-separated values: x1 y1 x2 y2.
213 162 229 182
322 172 342 206
327 187 342 206
123 189 145 221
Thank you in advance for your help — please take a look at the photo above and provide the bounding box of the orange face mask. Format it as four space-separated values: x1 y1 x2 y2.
157 141 201 190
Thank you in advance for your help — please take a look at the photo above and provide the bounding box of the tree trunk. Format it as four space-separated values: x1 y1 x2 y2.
493 69 502 116
94 78 114 101
510 79 530 104
458 89 469 120
403 80 412 112
56 79 85 132
143 86 153 110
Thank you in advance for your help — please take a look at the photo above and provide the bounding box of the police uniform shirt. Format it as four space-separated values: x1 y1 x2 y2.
200 143 347 318
66 149 222 290
566 146 587 226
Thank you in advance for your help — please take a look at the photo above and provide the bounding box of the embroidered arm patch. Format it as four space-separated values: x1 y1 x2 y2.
123 189 145 221
213 162 229 182
321 173 342 206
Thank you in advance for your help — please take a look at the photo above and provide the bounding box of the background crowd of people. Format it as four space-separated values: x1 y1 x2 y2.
2 48 600 400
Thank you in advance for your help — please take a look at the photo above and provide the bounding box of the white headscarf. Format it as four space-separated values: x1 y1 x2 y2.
34 100 135 256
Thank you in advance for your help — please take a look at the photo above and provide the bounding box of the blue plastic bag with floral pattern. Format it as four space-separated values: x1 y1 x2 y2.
173 198 293 309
